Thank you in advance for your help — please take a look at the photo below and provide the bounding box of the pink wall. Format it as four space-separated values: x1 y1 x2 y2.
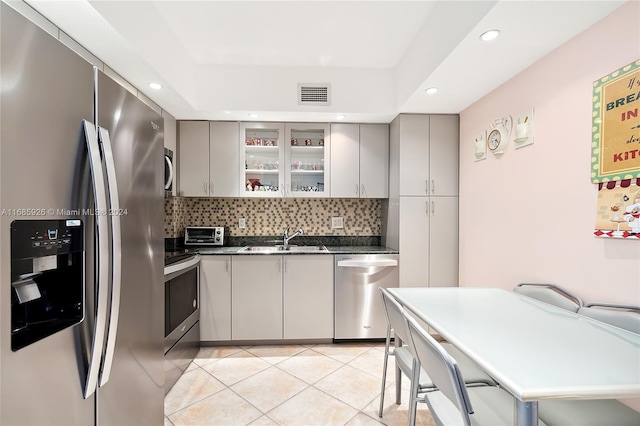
459 2 640 304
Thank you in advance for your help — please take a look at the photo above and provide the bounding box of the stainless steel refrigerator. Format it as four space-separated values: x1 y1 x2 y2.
1 3 165 424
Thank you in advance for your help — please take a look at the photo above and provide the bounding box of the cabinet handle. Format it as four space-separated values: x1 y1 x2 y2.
278 259 281 273
431 180 435 194
210 181 214 195
431 200 435 215
425 201 429 215
203 181 208 194
355 184 359 196
225 260 229 273
425 180 429 194
283 258 287 273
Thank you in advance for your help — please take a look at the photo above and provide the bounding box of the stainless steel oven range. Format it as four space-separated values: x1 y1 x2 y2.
164 253 200 394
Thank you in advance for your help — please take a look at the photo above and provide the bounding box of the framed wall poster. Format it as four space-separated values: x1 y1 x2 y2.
591 59 640 183
594 178 640 239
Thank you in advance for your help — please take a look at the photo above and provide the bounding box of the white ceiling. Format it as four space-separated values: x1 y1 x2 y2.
24 0 626 123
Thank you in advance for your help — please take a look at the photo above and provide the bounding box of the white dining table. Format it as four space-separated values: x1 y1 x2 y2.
387 287 640 426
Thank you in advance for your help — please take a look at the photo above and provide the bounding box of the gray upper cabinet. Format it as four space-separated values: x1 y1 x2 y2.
359 124 389 198
330 123 389 198
398 115 430 196
398 114 458 197
178 121 238 197
210 122 239 197
429 115 459 197
178 121 209 197
330 123 360 197
180 119 390 199
239 122 330 198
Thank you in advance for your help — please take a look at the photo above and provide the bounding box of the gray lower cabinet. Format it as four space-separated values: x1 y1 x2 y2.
200 256 232 341
232 256 283 340
398 196 458 287
228 255 334 341
283 255 334 339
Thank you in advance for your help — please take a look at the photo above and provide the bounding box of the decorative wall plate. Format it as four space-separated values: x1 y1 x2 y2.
514 109 534 148
474 131 487 161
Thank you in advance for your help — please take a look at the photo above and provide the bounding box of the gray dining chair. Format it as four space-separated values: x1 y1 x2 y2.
403 311 530 426
577 303 640 334
513 283 583 312
378 287 434 423
377 288 495 422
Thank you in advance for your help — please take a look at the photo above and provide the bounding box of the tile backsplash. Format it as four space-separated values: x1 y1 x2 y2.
164 197 381 238
164 197 187 238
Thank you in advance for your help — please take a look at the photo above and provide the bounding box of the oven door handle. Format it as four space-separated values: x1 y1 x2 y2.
164 255 201 276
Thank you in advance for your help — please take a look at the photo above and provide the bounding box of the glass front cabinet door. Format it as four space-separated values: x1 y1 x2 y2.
240 122 330 197
240 122 285 197
285 123 330 198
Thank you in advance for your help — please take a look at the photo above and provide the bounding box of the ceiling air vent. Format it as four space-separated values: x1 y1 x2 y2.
298 83 331 106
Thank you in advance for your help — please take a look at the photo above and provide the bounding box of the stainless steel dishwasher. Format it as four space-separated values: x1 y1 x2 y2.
334 254 399 340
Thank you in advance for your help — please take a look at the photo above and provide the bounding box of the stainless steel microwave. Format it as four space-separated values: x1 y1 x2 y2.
184 227 227 246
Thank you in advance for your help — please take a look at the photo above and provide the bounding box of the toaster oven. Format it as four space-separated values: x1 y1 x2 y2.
184 227 227 246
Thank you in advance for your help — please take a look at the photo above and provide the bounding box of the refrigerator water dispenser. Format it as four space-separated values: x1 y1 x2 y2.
10 220 84 351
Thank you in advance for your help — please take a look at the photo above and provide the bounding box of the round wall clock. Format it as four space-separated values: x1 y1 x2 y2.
487 128 502 151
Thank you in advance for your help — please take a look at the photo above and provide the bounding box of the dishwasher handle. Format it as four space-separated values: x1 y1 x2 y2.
337 259 398 268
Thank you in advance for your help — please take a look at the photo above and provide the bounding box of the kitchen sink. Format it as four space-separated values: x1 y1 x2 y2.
238 245 328 253
285 245 328 252
239 246 282 252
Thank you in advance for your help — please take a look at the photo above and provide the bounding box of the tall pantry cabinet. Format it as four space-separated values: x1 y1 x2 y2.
386 114 459 288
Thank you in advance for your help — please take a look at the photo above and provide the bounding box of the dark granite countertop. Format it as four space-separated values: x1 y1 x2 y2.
167 235 398 256
194 245 398 255
322 246 399 254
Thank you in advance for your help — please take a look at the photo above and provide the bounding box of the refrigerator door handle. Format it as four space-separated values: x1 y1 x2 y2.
81 120 111 399
97 127 122 388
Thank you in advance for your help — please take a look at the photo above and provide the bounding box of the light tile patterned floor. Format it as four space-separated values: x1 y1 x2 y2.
165 342 436 426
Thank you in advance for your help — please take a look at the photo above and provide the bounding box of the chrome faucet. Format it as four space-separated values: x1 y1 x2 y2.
283 226 303 249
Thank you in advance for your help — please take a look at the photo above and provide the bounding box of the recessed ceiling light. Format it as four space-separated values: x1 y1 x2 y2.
148 82 162 90
479 29 500 42
249 113 258 118
425 87 438 95
224 111 231 114
336 115 345 120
